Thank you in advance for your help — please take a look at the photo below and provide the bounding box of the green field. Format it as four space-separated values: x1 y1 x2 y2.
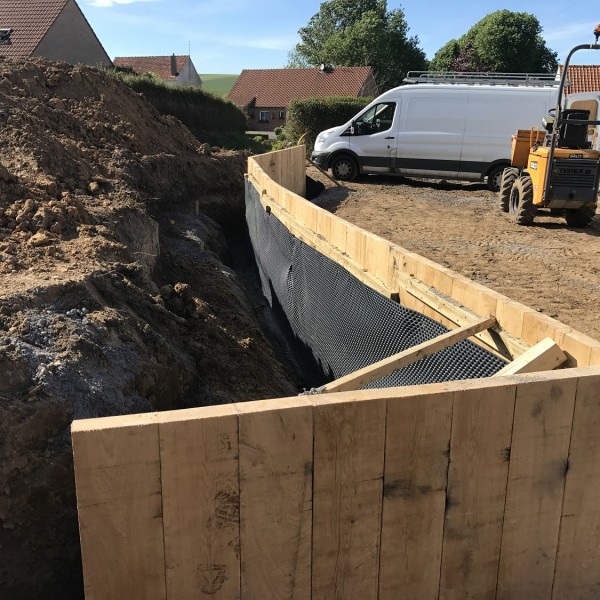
200 74 239 97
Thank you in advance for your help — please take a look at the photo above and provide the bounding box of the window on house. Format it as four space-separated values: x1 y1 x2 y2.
259 111 269 122
279 111 285 119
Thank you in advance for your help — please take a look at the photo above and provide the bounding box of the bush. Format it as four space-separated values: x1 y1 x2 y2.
285 96 373 152
106 68 247 147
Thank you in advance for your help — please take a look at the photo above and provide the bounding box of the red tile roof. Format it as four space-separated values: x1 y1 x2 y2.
0 0 68 60
227 66 378 108
113 56 188 82
559 64 600 94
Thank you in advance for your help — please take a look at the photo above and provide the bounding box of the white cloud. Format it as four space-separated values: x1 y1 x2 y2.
87 0 159 7
198 33 298 52
543 22 592 43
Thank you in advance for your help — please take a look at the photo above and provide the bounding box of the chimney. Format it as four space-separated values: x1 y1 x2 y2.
171 54 178 76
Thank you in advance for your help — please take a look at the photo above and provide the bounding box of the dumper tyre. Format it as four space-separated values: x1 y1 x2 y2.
331 154 358 181
564 205 596 228
498 167 518 212
487 164 507 192
509 175 535 225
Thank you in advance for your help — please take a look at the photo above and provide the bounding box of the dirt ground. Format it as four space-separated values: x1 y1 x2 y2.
0 58 296 599
3 55 599 599
309 167 600 342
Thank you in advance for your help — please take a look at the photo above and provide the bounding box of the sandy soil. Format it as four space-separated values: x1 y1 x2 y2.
0 58 296 599
309 168 600 342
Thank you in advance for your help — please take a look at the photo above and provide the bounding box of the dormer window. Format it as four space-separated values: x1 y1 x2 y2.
0 29 13 45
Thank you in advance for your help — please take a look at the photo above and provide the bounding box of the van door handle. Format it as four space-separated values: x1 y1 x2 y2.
385 136 395 139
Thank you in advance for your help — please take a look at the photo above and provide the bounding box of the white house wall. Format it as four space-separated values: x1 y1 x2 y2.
34 0 112 67
175 57 202 88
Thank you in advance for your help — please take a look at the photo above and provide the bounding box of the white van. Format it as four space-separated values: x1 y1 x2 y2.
311 72 559 191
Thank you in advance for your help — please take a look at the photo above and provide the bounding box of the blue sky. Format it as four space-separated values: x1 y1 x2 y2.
79 0 600 73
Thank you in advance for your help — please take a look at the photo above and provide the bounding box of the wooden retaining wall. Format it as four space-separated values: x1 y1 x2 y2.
73 147 600 598
247 146 600 366
73 369 600 599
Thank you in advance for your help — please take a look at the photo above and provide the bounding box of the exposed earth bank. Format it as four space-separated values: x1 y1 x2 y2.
0 58 296 599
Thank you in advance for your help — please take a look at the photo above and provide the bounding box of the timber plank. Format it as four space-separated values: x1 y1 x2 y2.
316 209 333 242
72 420 166 600
493 337 567 376
379 392 453 600
398 271 528 361
494 298 533 341
553 373 600 599
364 233 390 286
560 330 600 368
311 397 386 600
439 384 516 600
330 214 349 253
521 312 573 349
497 377 577 600
322 315 496 393
238 401 313 600
159 406 240 600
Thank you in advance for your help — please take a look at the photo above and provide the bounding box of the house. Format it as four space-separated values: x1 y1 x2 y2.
113 55 202 88
0 0 111 66
227 66 379 132
559 64 600 94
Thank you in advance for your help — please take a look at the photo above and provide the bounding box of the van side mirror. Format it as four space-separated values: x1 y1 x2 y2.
350 121 356 135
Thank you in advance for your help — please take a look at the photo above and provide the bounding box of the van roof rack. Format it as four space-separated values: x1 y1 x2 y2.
404 71 564 87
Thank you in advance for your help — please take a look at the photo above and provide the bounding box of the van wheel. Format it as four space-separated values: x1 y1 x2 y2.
509 175 536 225
487 164 507 192
498 167 518 212
331 155 358 181
565 206 596 227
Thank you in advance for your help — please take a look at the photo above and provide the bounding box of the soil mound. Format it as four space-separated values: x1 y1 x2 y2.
0 58 296 599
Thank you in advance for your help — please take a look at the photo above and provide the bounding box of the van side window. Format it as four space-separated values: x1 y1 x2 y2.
355 102 396 135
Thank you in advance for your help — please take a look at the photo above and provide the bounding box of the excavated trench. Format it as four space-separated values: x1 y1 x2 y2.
0 56 508 599
243 179 506 391
0 58 300 599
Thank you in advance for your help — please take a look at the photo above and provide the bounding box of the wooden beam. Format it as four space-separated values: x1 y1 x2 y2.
306 158 341 186
248 175 528 362
400 273 529 361
493 337 567 377
320 315 496 393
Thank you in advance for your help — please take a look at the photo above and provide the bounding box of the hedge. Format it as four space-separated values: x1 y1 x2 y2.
285 96 373 152
107 70 247 141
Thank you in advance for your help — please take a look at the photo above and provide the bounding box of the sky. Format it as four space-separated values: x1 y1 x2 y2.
78 0 600 74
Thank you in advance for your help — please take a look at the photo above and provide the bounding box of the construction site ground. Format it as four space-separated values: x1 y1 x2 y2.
2 55 600 599
309 167 600 342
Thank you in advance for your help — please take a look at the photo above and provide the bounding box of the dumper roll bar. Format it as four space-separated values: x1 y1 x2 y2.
543 44 600 202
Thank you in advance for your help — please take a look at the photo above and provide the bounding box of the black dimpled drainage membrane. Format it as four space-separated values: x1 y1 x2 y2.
245 179 505 389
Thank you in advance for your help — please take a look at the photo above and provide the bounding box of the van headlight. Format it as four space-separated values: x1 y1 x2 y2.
316 130 333 144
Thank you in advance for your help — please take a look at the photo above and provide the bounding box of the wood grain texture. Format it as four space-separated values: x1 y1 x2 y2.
238 403 313 600
553 373 600 599
497 377 576 600
379 392 453 600
439 384 516 600
159 407 240 600
72 422 166 600
311 398 386 600
494 337 567 376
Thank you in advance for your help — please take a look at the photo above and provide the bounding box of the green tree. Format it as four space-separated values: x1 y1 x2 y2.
287 0 427 89
429 10 558 73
